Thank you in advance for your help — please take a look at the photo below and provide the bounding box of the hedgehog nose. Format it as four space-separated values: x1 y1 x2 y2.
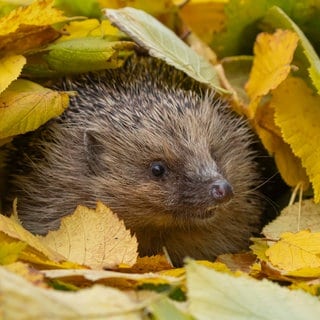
210 179 233 203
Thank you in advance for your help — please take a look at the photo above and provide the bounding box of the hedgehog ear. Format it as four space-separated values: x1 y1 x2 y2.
84 130 104 175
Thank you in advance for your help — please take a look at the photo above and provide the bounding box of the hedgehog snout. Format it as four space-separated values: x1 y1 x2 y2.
210 179 233 203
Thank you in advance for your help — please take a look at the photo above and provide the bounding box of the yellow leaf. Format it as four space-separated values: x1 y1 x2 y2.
272 76 320 202
41 202 138 270
290 281 320 296
263 199 320 239
0 0 67 54
0 214 63 263
250 237 269 261
0 0 67 35
253 113 309 187
266 230 320 271
0 55 26 94
58 19 121 43
287 267 320 278
178 0 226 44
0 79 69 139
0 241 26 265
245 29 299 117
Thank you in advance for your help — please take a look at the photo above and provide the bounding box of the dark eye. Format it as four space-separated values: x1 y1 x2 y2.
150 161 167 178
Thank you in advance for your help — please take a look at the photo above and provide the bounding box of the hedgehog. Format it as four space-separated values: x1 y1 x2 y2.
4 56 262 266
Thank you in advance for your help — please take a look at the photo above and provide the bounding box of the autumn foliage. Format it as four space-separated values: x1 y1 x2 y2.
0 0 320 318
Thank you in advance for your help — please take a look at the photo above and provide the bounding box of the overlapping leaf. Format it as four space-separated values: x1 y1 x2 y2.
41 202 138 269
272 77 320 202
0 79 69 141
105 7 224 92
0 0 67 53
266 230 320 271
0 54 25 93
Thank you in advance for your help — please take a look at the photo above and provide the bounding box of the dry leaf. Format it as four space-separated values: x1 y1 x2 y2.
263 199 320 239
43 268 180 285
0 214 63 263
41 202 138 270
118 255 173 274
266 230 320 271
216 253 257 273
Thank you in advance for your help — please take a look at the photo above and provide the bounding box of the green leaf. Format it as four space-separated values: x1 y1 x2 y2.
105 7 225 93
149 297 194 320
212 0 320 58
54 0 101 18
263 6 320 93
186 260 320 319
42 37 134 75
0 79 69 139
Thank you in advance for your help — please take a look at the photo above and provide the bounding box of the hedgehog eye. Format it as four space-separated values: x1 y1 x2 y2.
150 161 167 178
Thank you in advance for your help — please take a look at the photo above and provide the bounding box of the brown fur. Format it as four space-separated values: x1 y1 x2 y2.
4 57 262 265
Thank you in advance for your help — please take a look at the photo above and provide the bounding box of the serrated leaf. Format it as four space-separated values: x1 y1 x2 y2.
105 7 224 92
245 29 299 117
41 202 138 270
263 6 320 94
0 0 67 54
263 199 320 239
0 242 26 265
266 230 320 271
253 102 309 187
0 214 63 263
0 79 69 139
250 238 269 261
186 260 320 320
0 0 66 35
0 267 143 320
0 54 25 94
272 77 320 202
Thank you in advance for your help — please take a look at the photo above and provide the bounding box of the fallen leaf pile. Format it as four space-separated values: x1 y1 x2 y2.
1 0 320 318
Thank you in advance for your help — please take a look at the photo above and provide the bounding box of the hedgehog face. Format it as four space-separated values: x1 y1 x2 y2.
85 96 255 228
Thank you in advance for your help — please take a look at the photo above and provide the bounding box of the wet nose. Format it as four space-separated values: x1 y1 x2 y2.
210 179 233 203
